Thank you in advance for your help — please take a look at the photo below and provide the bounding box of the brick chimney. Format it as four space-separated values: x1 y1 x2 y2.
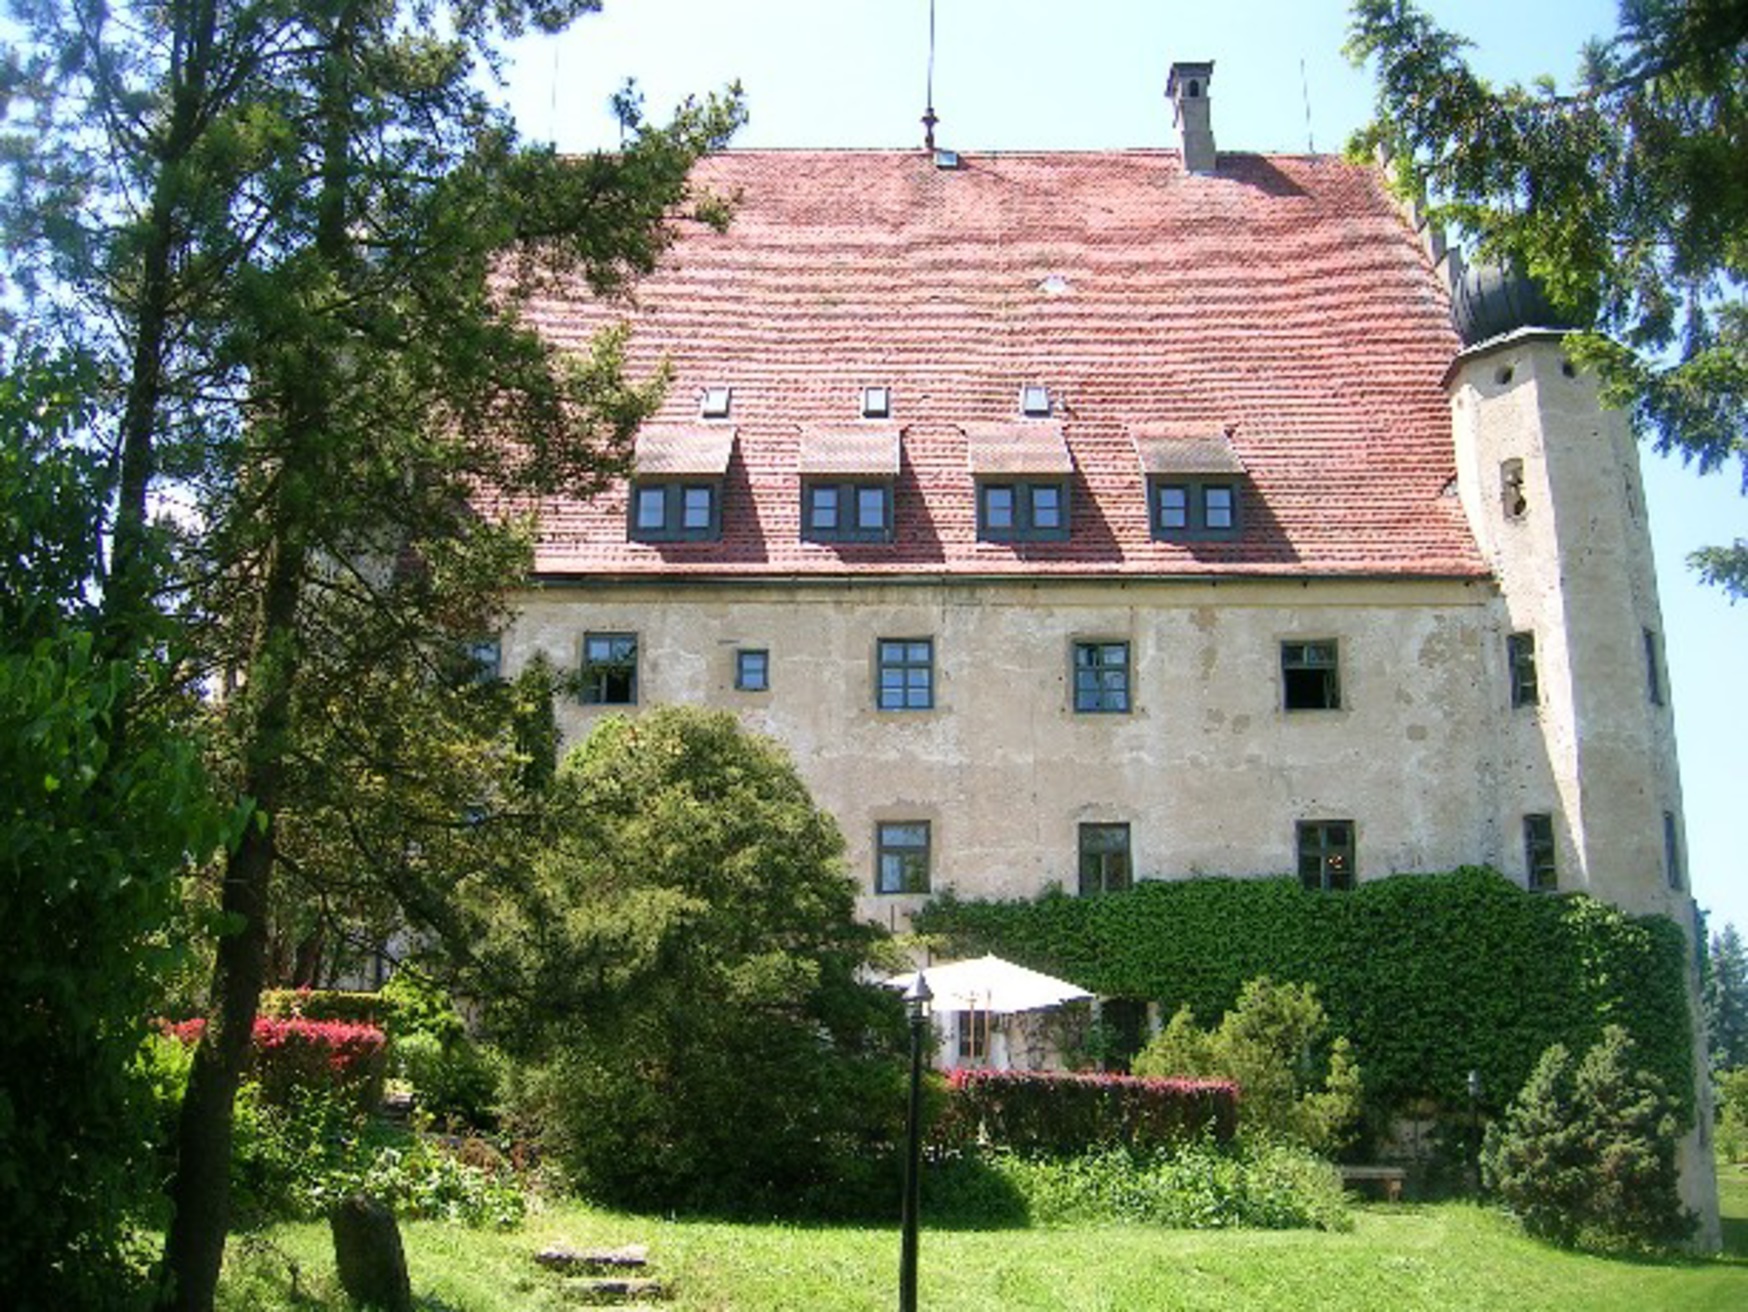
1167 61 1216 174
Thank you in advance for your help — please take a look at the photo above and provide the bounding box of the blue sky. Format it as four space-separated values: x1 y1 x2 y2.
494 1 1745 936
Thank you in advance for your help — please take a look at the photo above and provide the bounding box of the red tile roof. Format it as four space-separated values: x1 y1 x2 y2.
522 149 1485 579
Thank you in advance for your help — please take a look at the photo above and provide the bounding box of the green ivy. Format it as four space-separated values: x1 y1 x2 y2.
915 868 1693 1125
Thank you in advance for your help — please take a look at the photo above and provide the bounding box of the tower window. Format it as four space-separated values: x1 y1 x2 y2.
1524 813 1557 891
1508 631 1539 708
1644 628 1665 706
1664 811 1683 890
1501 458 1527 519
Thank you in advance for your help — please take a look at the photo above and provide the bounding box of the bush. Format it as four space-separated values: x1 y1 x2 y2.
1131 977 1363 1153
929 1139 1350 1231
1482 1024 1694 1252
230 1083 523 1228
164 1016 387 1110
393 1031 504 1128
1716 1067 1748 1163
935 1069 1237 1158
259 988 388 1027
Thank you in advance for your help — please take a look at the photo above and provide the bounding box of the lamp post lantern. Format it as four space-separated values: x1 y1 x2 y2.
899 973 931 1312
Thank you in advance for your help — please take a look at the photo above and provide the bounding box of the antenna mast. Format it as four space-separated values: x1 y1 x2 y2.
922 0 939 149
1300 57 1316 153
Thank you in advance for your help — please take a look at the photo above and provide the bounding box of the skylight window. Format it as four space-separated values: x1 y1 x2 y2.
862 386 891 419
700 386 732 419
1020 384 1051 417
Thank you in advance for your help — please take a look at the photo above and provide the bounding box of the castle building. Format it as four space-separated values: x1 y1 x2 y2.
501 63 1710 1230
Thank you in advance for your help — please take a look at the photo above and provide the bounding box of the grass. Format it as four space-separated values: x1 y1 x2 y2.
218 1164 1748 1312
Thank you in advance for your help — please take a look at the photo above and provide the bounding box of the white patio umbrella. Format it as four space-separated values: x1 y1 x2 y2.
884 954 1093 1015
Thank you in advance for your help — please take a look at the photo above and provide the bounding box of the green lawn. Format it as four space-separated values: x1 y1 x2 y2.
219 1164 1748 1312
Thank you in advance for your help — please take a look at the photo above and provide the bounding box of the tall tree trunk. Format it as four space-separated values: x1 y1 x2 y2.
157 10 357 1304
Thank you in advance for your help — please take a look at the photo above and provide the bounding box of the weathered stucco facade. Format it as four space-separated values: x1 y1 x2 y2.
497 65 1713 1236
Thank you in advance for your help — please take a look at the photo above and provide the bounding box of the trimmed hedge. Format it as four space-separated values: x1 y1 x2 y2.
914 868 1693 1123
259 987 388 1027
936 1069 1238 1157
164 1016 388 1109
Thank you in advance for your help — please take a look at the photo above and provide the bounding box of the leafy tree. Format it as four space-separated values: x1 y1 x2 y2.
1482 1024 1694 1251
0 348 229 1310
1131 977 1363 1154
3 3 742 1305
477 707 910 1216
1347 0 1748 595
1704 922 1748 1071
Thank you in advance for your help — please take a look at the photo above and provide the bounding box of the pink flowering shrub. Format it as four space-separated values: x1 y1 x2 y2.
935 1068 1238 1157
159 1015 387 1109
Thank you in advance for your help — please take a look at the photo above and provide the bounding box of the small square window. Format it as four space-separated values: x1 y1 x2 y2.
803 482 891 542
1079 822 1132 895
1152 480 1239 540
1297 821 1355 891
1508 631 1539 708
1524 813 1557 891
462 637 501 684
735 648 769 692
977 481 1070 542
700 386 732 419
581 632 637 705
1073 641 1131 713
877 821 931 894
1020 384 1051 417
1282 640 1341 711
630 482 719 541
877 638 934 711
862 386 891 418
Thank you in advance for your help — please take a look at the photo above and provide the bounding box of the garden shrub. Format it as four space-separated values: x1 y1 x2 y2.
1482 1024 1694 1252
930 1140 1349 1231
935 1069 1237 1158
1716 1067 1748 1163
258 987 387 1027
392 1031 504 1128
916 869 1693 1129
164 1016 387 1110
1131 977 1363 1153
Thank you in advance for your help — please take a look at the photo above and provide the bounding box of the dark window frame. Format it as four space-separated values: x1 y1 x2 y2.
628 479 721 542
976 479 1071 542
876 638 934 711
1151 478 1241 540
876 820 931 894
1078 822 1133 896
1073 640 1132 713
1524 813 1557 891
1644 627 1665 706
581 632 638 705
1282 639 1342 711
1297 820 1355 892
461 637 502 684
735 648 769 692
1508 631 1539 708
803 479 893 543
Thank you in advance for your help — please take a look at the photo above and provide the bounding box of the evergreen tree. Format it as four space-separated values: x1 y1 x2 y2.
2 4 742 1306
1347 0 1748 595
1704 923 1748 1071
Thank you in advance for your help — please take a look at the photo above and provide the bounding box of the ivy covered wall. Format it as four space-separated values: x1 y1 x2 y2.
914 868 1693 1122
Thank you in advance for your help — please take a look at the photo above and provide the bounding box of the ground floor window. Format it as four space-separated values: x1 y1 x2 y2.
1297 820 1355 891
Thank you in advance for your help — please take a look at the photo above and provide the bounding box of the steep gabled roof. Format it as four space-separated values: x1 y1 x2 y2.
523 148 1485 579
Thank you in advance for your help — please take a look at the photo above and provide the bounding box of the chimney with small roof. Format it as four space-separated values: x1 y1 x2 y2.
1167 61 1217 174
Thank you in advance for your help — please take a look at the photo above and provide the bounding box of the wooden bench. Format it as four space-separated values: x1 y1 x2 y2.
1339 1164 1407 1202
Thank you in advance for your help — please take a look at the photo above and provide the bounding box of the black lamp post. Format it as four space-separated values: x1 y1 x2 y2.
1466 1068 1483 1192
899 973 932 1312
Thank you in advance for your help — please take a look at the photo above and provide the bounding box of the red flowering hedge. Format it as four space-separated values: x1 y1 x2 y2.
161 1016 387 1109
935 1069 1238 1157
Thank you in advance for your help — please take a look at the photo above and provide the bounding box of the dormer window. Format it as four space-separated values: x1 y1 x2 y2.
799 424 900 544
700 386 732 419
1020 384 1052 417
628 426 734 543
964 422 1073 542
1130 424 1247 542
861 386 892 419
